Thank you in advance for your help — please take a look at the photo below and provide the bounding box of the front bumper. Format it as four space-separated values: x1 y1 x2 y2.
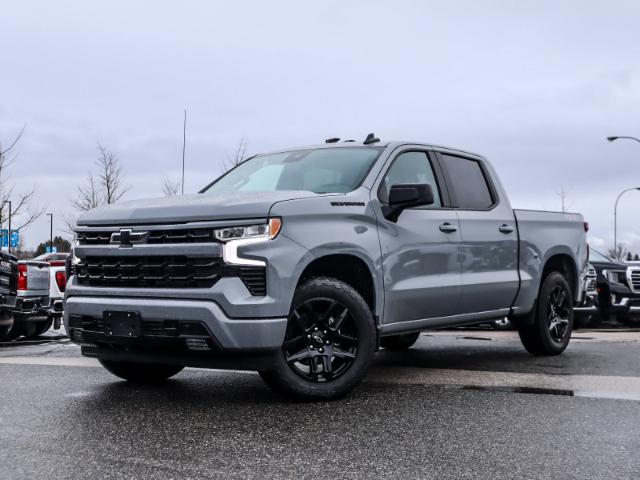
64 295 287 352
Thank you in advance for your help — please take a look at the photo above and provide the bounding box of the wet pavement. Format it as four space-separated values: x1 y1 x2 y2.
1 328 640 479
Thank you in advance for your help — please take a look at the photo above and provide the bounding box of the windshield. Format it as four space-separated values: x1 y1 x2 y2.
203 147 383 194
589 249 612 263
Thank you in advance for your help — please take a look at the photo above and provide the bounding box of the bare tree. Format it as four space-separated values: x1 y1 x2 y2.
556 185 574 213
67 143 129 232
161 176 181 197
0 127 44 231
96 143 127 204
73 143 128 211
71 174 101 211
607 244 629 262
222 136 249 172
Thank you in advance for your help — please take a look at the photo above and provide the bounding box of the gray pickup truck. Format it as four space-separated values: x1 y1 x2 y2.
65 137 588 400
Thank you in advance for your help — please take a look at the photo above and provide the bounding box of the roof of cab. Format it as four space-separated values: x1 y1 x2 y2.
260 139 486 161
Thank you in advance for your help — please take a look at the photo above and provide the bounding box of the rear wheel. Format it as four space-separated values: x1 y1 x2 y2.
20 317 53 339
518 272 573 356
99 360 184 383
0 312 14 341
259 277 376 401
380 332 420 350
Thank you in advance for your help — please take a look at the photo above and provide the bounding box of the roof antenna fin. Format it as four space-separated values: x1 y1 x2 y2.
363 133 380 145
325 137 340 143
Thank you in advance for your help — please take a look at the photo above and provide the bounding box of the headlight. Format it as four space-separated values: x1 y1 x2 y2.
603 269 626 284
217 218 282 267
214 218 282 242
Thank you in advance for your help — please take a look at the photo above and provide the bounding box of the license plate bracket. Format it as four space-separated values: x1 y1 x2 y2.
104 311 142 338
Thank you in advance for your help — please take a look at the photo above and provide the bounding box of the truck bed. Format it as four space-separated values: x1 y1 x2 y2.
512 209 588 314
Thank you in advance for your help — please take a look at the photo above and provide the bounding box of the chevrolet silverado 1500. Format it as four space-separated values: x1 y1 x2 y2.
65 137 588 400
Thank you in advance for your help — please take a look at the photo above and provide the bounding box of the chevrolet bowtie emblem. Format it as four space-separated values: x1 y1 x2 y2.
110 229 149 247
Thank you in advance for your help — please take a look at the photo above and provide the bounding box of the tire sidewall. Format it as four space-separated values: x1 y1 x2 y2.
269 277 376 400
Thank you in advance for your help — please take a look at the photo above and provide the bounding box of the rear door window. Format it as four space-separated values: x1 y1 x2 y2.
440 155 494 209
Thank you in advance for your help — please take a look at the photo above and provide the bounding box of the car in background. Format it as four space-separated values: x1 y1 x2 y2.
8 259 52 339
33 252 68 326
0 251 18 341
587 249 640 327
574 262 598 328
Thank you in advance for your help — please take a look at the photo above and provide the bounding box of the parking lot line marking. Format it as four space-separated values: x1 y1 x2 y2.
0 356 101 367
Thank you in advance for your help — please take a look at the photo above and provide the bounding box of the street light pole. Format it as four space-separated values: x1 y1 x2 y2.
2 200 12 254
614 188 640 259
47 213 53 253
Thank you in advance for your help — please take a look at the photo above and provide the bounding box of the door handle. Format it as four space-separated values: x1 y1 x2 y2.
439 222 458 233
498 224 514 234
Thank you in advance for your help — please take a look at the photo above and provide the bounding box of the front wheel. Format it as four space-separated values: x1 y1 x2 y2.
99 360 184 383
259 277 376 401
518 271 573 356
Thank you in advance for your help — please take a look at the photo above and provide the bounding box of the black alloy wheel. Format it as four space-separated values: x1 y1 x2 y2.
547 285 571 342
284 297 358 382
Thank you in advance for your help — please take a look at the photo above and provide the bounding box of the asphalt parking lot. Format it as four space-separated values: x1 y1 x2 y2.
2 328 640 480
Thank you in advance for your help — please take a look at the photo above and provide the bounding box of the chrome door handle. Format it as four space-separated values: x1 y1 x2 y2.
439 223 458 233
499 224 514 234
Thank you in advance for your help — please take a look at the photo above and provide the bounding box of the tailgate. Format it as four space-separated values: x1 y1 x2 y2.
0 253 17 295
20 260 50 294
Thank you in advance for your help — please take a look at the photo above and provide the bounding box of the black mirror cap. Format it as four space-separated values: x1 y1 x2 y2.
384 184 435 222
388 183 434 207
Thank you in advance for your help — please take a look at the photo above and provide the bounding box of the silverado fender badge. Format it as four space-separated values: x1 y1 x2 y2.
330 202 365 207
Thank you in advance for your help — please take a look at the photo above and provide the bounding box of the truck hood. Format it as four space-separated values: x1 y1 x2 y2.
76 191 320 226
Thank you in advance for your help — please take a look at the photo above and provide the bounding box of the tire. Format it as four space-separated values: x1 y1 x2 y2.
20 318 53 339
518 271 573 356
380 332 420 350
259 276 376 401
490 318 513 331
99 360 184 383
0 312 14 341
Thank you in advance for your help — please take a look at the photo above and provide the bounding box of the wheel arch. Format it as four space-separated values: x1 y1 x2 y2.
541 253 578 302
295 253 379 321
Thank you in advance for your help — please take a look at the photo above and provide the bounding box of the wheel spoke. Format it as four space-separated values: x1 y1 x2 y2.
286 348 312 363
331 307 349 331
283 334 307 351
556 289 566 308
320 355 333 378
308 356 319 380
335 333 358 347
332 347 356 359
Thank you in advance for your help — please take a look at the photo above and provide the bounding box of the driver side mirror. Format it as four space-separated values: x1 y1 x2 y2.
382 183 434 222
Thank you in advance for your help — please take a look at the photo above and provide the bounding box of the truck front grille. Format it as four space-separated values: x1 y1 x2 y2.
76 256 221 289
75 255 267 295
629 268 640 292
77 228 217 245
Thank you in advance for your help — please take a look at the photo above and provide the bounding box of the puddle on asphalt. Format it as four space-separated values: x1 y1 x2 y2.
461 384 640 401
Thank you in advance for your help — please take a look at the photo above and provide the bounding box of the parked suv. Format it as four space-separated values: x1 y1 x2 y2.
65 138 588 400
586 249 640 326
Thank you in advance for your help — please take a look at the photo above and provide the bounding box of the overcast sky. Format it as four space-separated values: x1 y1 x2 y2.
1 0 639 254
